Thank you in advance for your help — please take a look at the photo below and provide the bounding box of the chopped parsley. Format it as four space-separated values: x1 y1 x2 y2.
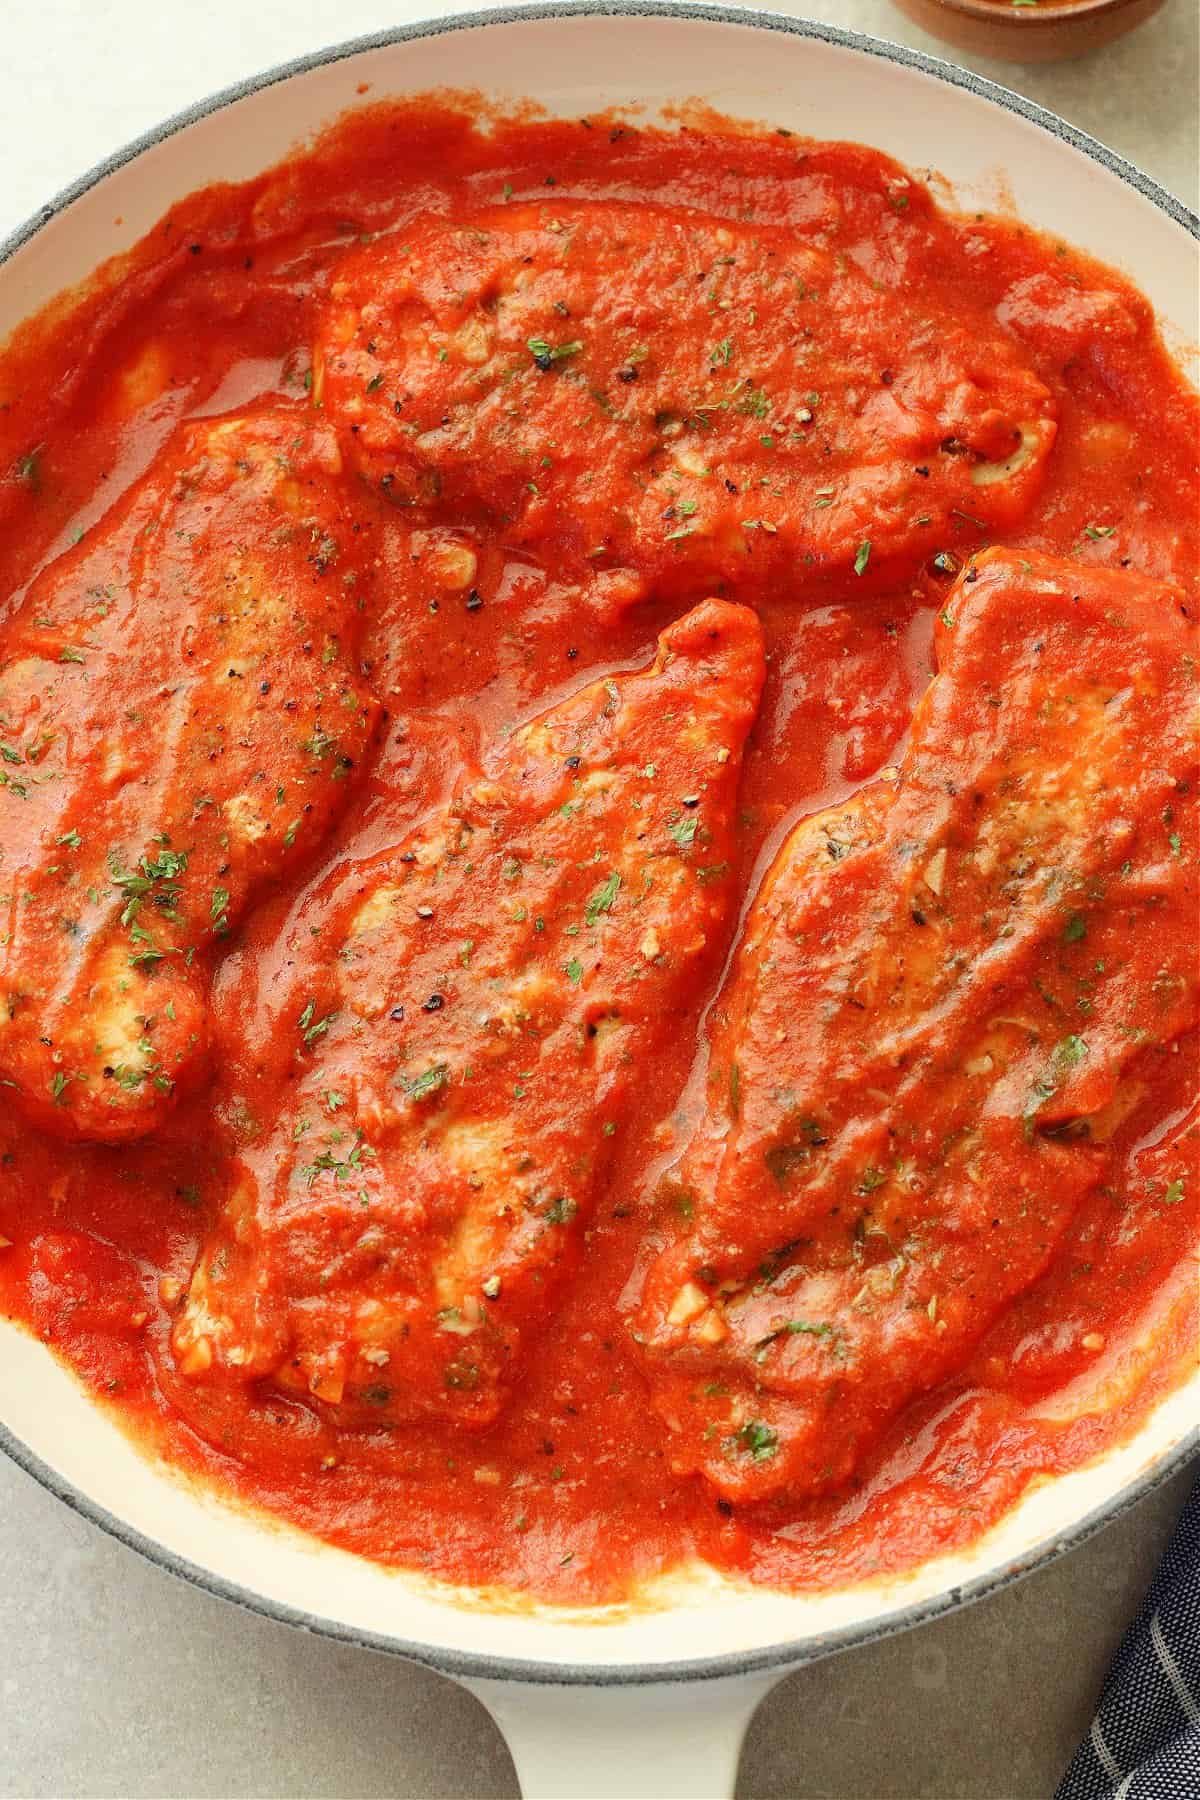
302 723 338 760
1053 1034 1089 1071
297 999 337 1047
527 337 583 371
303 1137 368 1186
734 1420 779 1462
400 1063 449 1101
585 870 621 924
736 383 770 419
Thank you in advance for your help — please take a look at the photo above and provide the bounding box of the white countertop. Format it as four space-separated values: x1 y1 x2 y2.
1 4 1196 1795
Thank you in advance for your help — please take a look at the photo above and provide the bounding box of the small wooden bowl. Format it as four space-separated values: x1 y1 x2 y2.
890 0 1167 63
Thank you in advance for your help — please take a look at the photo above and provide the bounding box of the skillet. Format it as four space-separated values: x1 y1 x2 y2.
0 7 1196 1793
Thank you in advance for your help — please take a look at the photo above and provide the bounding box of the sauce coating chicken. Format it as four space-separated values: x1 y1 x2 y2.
633 550 1197 1503
314 201 1056 599
173 599 764 1426
2 106 1197 1607
0 410 381 1141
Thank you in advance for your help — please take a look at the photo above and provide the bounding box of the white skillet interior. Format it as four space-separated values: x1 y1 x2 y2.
1 5 1196 1679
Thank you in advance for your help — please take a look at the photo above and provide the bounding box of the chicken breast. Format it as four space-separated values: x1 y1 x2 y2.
172 599 765 1428
313 201 1056 598
632 549 1197 1503
0 410 381 1141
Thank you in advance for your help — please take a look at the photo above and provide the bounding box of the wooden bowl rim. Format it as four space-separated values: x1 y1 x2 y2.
920 0 1159 26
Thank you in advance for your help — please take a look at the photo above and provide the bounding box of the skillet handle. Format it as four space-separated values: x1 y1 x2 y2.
464 1670 781 1799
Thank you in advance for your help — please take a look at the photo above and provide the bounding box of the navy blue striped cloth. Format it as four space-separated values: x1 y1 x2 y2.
1057 1471 1200 1799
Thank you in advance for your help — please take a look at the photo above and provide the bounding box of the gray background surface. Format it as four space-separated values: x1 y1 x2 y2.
2 1465 1194 1796
1 3 1196 1795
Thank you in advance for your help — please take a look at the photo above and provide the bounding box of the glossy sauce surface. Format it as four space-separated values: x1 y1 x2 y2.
0 102 1196 1603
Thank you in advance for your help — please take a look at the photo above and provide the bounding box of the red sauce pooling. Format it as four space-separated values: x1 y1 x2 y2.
0 100 1196 1603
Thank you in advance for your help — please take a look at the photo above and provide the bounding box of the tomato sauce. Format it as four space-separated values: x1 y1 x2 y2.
0 99 1196 1604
